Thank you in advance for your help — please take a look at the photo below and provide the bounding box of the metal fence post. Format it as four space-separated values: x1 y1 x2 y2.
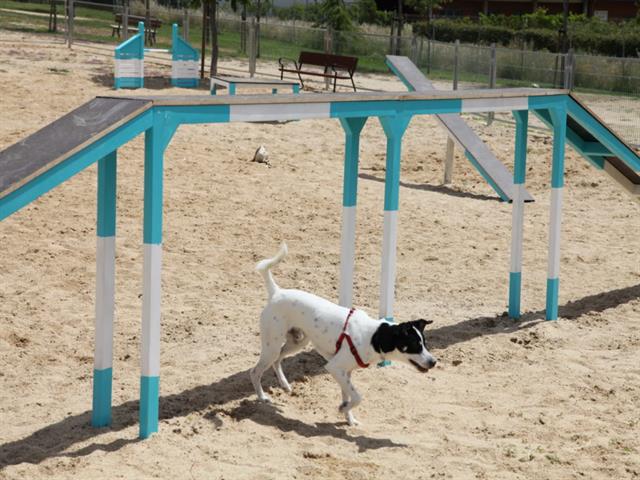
452 39 459 90
183 8 189 43
67 0 74 48
248 18 256 78
444 39 459 185
563 48 574 90
426 36 432 74
410 35 418 64
123 2 129 41
487 42 497 126
324 27 333 90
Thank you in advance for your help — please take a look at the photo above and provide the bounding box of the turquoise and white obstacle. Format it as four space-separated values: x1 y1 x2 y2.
1 56 639 438
114 22 199 90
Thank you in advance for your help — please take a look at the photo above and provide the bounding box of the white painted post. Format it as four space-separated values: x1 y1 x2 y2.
338 117 367 307
378 115 412 322
545 103 567 321
92 151 117 428
508 110 528 319
139 125 164 439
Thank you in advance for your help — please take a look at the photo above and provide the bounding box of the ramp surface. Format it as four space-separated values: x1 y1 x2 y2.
386 55 533 203
0 97 152 200
559 95 639 200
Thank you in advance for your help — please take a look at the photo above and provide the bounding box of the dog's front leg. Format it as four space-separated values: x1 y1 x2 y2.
325 360 361 426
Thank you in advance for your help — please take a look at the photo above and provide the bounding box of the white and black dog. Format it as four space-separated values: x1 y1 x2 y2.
250 243 437 426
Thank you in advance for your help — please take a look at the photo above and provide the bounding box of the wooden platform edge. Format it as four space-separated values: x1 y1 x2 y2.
0 99 153 201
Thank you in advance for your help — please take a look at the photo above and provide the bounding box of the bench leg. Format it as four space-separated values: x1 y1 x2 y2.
333 74 338 93
350 75 357 92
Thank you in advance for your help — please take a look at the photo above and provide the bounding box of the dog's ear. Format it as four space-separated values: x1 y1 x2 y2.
371 323 397 354
414 319 434 332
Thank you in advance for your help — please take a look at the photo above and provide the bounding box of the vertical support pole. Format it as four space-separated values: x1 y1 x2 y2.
338 117 367 308
324 28 333 90
508 110 528 319
452 39 459 91
248 19 256 78
444 138 454 184
68 0 74 48
378 115 412 322
183 8 189 41
123 1 129 41
92 151 117 428
139 122 164 439
444 45 458 185
545 102 567 321
487 42 497 126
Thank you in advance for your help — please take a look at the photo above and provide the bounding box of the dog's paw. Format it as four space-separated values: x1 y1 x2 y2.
338 401 349 413
258 394 272 403
346 413 360 426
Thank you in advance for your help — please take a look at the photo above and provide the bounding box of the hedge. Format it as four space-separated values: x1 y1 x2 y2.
418 19 640 57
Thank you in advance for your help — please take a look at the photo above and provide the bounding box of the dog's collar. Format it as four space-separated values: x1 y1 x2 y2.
335 308 370 368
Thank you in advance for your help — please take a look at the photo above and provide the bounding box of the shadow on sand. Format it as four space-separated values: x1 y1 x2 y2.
1 284 637 468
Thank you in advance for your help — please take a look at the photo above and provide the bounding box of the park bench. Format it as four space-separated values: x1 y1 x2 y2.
111 14 162 45
278 51 358 92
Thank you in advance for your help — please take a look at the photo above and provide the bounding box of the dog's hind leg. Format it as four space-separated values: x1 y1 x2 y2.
272 328 309 393
250 310 286 402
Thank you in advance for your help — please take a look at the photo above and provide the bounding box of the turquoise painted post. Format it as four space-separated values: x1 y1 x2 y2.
229 83 236 95
92 150 117 428
139 115 177 439
338 117 367 308
545 103 567 321
378 115 412 366
292 84 300 94
508 110 528 319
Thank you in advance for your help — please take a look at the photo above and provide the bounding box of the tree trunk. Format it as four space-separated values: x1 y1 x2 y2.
256 0 261 58
209 0 219 77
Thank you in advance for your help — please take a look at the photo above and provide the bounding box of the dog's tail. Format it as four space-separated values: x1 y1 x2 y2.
256 242 288 300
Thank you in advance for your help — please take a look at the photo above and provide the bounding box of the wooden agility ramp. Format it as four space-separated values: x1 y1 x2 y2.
386 55 640 202
386 55 534 203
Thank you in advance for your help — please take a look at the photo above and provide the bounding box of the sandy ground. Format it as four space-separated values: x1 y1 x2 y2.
0 30 639 480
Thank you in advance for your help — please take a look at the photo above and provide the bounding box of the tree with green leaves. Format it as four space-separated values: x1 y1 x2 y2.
405 0 450 25
318 0 354 31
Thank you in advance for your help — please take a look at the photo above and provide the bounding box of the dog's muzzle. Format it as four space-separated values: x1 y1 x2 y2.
410 358 437 373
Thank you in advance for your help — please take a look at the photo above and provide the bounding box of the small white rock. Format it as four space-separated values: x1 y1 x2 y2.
253 145 269 164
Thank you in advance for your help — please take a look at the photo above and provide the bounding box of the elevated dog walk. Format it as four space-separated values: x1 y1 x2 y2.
0 97 153 220
0 87 567 221
386 55 534 203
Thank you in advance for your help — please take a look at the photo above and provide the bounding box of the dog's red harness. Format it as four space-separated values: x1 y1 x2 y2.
335 308 369 368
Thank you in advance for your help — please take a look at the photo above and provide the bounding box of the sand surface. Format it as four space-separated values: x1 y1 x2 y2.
0 31 639 480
